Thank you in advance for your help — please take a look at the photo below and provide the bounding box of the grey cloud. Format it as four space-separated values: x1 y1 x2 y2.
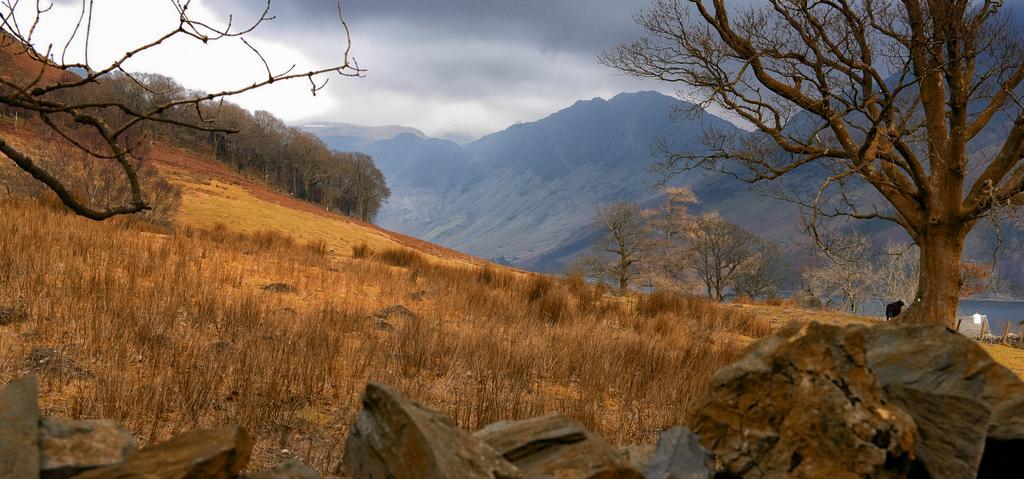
201 0 670 138
215 0 648 53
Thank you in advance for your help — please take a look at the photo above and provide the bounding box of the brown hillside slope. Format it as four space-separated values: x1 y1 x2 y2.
0 115 480 266
150 142 482 266
1 30 474 266
0 196 771 472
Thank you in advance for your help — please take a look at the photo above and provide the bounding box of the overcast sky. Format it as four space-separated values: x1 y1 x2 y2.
17 0 669 142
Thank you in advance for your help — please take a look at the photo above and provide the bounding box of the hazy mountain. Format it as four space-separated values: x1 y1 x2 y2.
298 121 428 152
306 91 1023 292
310 91 788 270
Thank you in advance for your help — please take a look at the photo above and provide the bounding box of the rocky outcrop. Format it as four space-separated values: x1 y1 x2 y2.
620 444 655 472
0 375 39 479
643 427 713 479
343 383 521 479
691 321 1024 479
864 323 1024 477
263 282 296 293
474 414 643 478
71 425 253 479
690 322 918 478
39 417 138 479
246 459 320 479
883 384 990 479
0 375 314 479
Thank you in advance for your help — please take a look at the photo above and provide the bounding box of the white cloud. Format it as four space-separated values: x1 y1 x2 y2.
11 0 676 139
11 0 343 121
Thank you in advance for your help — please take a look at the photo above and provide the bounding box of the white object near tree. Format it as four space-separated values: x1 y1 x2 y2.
957 313 989 340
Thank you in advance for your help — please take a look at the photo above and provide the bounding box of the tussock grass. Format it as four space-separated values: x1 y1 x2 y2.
0 196 771 472
374 247 425 269
350 241 369 259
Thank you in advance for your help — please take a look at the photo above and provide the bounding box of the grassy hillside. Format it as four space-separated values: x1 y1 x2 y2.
0 190 771 472
149 141 479 266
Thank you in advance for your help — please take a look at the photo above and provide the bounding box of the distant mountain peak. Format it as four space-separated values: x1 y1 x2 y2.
297 122 427 142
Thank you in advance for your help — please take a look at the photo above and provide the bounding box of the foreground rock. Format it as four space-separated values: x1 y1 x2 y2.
865 324 1024 476
263 282 296 293
643 427 713 479
475 414 643 479
343 383 521 479
883 384 990 479
39 417 138 479
620 444 655 472
72 425 253 479
247 459 320 479
0 375 40 479
690 322 917 478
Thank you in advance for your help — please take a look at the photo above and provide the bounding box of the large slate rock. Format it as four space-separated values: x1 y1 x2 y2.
72 425 253 479
0 376 40 479
474 414 643 479
246 459 320 479
343 383 521 479
690 322 917 478
643 427 713 479
620 444 655 472
883 385 990 479
864 324 1024 477
39 417 138 479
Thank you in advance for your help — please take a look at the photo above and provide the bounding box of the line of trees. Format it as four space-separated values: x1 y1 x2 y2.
579 193 993 310
0 68 390 222
576 189 793 300
205 101 390 222
1 1 382 222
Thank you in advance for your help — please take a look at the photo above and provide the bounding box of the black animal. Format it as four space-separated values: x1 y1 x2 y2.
885 300 905 321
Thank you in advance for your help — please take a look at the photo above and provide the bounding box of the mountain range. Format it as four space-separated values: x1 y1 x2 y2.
303 91 802 271
300 91 1023 291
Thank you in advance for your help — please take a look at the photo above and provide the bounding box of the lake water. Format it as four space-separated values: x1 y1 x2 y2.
858 298 1024 335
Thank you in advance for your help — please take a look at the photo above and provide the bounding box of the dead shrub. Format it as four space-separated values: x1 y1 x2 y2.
351 241 369 259
636 290 688 317
250 229 296 251
375 247 424 269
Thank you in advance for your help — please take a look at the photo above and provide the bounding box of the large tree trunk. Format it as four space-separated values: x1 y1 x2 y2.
898 226 967 328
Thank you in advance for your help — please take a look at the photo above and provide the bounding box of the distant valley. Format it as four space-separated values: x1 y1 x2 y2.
302 91 802 272
302 91 1024 295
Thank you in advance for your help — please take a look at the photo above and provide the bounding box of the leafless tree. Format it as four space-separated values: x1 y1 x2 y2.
0 0 362 221
804 232 878 313
645 186 699 292
604 0 1024 326
687 213 759 301
878 242 920 305
586 201 653 294
734 237 790 299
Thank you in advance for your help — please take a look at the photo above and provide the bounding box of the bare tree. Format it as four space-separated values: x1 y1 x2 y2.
878 242 920 305
604 0 1024 326
687 213 759 301
734 237 790 299
0 0 361 221
587 202 652 294
645 186 699 292
804 232 878 313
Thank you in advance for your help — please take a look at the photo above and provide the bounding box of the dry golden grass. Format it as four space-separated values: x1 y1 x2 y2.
152 151 479 268
726 301 878 328
982 344 1024 379
0 196 769 473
